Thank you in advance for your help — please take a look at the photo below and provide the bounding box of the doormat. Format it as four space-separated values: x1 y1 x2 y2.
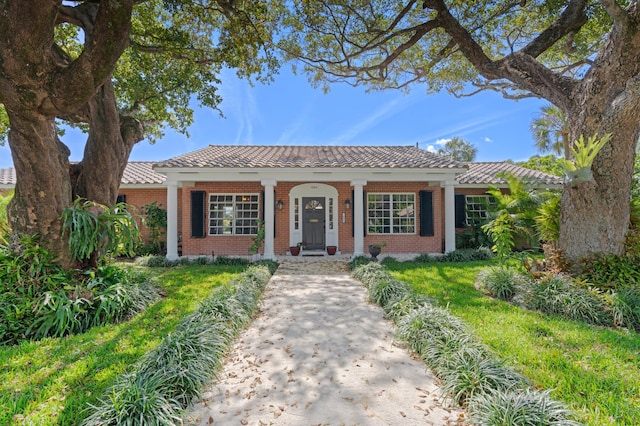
302 253 325 257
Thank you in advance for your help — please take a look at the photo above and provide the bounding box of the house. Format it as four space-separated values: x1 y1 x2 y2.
0 145 562 259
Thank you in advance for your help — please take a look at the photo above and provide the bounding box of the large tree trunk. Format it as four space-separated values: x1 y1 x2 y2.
0 1 133 270
559 13 640 263
72 80 144 205
6 111 76 269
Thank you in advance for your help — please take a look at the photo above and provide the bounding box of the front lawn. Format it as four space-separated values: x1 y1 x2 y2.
0 264 244 426
388 261 640 426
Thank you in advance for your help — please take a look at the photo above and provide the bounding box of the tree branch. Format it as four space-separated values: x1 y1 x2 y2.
599 0 630 29
522 0 589 58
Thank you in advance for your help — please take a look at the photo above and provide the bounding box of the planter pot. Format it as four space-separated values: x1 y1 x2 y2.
290 246 301 256
326 246 337 255
368 244 382 260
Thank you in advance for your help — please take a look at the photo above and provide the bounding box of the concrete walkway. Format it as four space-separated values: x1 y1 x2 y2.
184 259 467 425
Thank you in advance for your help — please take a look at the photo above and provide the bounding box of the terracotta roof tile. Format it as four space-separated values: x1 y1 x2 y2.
121 161 166 184
1 162 165 186
155 145 465 169
457 162 562 186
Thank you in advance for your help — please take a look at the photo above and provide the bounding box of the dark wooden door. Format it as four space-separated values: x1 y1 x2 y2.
302 197 325 250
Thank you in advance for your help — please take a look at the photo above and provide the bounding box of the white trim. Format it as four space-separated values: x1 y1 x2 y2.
289 183 339 250
443 180 456 253
166 180 179 260
156 167 464 184
351 180 367 256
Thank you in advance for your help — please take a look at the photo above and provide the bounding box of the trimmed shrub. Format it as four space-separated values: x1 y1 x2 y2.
441 247 494 262
368 278 410 310
351 262 391 288
476 267 529 301
396 304 469 357
384 294 433 323
379 256 400 266
251 259 279 274
413 253 438 263
438 346 527 405
348 254 372 270
137 255 172 267
607 286 640 331
519 274 611 326
468 389 582 426
214 255 250 266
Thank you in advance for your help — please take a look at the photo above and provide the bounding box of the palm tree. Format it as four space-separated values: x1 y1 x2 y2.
530 104 570 159
436 137 478 162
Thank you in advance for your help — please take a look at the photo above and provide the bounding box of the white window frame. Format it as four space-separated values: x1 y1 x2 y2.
367 193 416 235
208 193 260 236
465 195 496 226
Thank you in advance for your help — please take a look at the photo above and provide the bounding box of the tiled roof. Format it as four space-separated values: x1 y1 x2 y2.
155 145 465 169
0 167 16 185
0 162 165 186
457 162 563 186
121 161 166 184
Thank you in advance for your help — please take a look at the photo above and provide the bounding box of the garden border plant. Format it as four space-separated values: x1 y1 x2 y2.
351 262 581 425
82 264 274 425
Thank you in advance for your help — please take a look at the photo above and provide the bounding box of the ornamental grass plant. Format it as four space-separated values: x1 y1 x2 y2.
352 262 576 423
387 260 640 425
0 263 246 425
83 264 272 425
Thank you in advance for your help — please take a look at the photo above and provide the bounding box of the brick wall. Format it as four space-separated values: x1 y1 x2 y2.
116 188 173 244
176 181 444 256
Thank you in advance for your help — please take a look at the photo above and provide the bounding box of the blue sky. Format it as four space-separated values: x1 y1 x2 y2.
0 68 547 168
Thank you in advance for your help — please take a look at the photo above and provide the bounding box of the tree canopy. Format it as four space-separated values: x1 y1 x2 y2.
435 137 477 162
281 0 640 262
0 1 282 268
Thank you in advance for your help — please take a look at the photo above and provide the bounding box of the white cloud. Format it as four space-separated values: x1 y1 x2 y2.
426 145 437 153
484 137 493 143
434 138 450 146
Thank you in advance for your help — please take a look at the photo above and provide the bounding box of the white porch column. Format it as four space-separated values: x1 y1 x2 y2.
443 180 456 253
351 179 367 256
261 179 276 260
166 179 179 260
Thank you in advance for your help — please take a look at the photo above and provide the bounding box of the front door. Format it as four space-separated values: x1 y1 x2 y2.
302 197 326 250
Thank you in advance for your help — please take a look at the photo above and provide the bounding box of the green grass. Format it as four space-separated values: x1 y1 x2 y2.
388 261 640 426
0 264 244 426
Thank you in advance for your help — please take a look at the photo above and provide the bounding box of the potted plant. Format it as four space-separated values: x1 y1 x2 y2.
290 242 304 256
326 245 337 255
368 241 386 261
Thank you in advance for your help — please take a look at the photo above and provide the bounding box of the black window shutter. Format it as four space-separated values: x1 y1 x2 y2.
191 191 206 238
116 194 126 204
455 194 467 228
260 191 274 237
419 190 434 236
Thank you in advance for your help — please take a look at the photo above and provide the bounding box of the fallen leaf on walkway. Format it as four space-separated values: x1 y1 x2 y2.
305 402 313 409
400 411 406 417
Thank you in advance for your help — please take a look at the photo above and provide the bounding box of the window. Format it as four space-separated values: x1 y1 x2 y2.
367 193 415 234
465 195 496 226
208 194 260 235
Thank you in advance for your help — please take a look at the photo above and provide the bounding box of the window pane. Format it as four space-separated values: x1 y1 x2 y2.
368 193 415 234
